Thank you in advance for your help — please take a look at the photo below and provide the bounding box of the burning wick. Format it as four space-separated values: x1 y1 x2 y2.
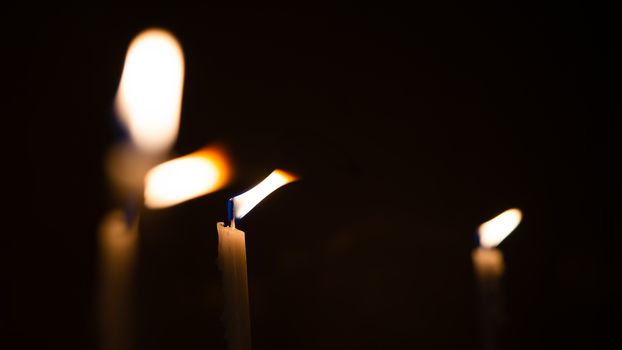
472 208 522 350
217 169 298 350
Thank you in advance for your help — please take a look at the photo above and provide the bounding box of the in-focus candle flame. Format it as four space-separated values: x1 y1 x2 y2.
115 28 185 155
478 208 523 248
232 169 298 220
144 147 231 208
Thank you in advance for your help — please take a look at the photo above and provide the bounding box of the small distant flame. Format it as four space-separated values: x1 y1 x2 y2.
115 28 185 155
478 208 523 248
232 170 298 220
144 147 231 208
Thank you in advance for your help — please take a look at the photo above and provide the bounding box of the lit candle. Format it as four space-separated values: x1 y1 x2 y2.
218 170 297 350
107 27 185 199
472 208 522 350
99 28 185 350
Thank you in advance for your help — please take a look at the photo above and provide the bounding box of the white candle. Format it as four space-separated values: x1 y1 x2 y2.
472 208 522 350
217 222 251 350
218 169 297 350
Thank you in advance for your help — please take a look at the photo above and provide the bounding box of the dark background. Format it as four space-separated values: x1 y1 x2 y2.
9 4 620 350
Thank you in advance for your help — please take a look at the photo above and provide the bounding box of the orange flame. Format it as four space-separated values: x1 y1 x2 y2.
144 147 231 208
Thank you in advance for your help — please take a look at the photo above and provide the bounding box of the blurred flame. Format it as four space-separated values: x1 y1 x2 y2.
144 147 231 208
478 208 522 248
115 28 184 155
232 170 298 219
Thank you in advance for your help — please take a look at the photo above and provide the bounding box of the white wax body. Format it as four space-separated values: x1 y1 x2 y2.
217 222 252 350
98 209 138 350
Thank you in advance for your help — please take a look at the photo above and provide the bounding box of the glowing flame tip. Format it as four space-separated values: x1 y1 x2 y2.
144 147 231 209
478 208 522 248
232 169 298 220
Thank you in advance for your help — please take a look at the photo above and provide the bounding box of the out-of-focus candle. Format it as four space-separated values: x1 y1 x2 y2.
107 27 185 199
472 208 522 350
99 27 185 350
218 169 297 350
98 210 139 350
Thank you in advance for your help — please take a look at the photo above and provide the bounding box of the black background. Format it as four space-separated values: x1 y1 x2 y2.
9 4 620 350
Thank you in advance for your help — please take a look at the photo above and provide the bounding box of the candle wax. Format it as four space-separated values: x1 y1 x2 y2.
217 222 252 350
472 247 506 350
472 247 505 281
98 209 138 350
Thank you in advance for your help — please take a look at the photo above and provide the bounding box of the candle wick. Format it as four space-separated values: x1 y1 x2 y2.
227 198 236 228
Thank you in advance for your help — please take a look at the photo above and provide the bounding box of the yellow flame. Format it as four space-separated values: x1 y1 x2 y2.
115 28 185 155
232 169 298 219
478 208 522 248
144 147 231 208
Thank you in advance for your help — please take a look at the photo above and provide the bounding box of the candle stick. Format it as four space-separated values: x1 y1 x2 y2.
216 222 251 350
98 210 139 350
218 170 297 350
472 208 522 350
99 28 185 350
